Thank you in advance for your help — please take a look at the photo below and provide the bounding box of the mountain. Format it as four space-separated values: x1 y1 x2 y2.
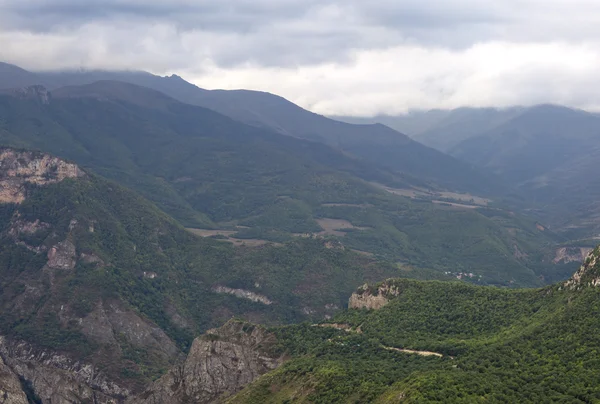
449 104 600 237
0 82 572 286
332 106 524 152
338 104 600 240
0 149 594 402
0 147 417 400
0 62 506 195
223 247 600 402
0 62 40 89
451 104 600 183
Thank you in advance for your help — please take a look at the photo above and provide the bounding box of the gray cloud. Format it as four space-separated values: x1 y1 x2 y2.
1 0 596 67
2 0 600 114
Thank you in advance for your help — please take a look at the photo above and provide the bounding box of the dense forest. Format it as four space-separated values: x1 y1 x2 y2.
230 264 600 403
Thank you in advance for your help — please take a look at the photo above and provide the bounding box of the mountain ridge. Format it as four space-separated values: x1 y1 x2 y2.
0 62 508 195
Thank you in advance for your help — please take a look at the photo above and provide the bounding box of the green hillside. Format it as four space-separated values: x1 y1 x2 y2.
0 84 572 286
0 149 419 389
230 250 600 403
0 62 507 195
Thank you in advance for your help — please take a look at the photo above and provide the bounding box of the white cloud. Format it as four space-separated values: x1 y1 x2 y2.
190 41 600 115
3 0 600 114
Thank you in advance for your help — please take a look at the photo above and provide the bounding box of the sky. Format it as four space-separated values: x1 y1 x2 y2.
2 0 600 115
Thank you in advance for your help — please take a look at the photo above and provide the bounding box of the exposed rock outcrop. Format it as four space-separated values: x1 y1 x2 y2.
4 85 51 104
0 336 129 403
77 301 180 364
47 240 77 270
130 320 283 404
349 281 402 310
554 246 593 264
0 355 28 404
212 286 273 305
0 148 83 203
564 247 600 289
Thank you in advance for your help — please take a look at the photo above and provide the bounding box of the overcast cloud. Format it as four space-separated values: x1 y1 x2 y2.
2 0 600 115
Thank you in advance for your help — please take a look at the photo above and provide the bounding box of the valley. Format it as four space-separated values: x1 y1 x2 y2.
0 77 571 287
0 61 598 403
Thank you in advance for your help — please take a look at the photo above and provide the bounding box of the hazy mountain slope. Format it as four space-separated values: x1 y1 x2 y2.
332 107 524 152
449 105 600 236
228 247 600 403
0 82 573 286
0 62 44 89
451 104 600 183
0 82 411 227
0 62 507 195
330 110 452 137
415 107 524 151
0 148 411 399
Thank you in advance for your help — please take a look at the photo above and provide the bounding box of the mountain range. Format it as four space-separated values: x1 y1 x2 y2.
337 104 600 239
0 60 599 403
0 71 569 286
0 62 504 195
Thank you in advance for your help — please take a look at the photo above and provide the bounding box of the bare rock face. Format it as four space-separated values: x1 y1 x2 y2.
212 285 272 305
130 320 283 404
564 247 600 290
554 247 594 264
47 240 77 270
5 85 51 104
0 336 129 404
0 355 28 404
0 148 83 204
349 281 402 310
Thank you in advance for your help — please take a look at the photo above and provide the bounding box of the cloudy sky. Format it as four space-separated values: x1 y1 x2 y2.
2 0 600 115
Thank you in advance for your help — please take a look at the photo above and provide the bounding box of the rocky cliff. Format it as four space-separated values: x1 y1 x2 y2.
348 281 403 309
0 354 28 404
0 336 126 403
130 320 283 404
0 148 83 203
553 246 593 264
564 246 600 289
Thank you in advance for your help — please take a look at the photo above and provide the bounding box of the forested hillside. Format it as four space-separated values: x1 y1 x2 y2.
230 247 600 403
0 83 573 286
0 148 416 394
0 62 507 194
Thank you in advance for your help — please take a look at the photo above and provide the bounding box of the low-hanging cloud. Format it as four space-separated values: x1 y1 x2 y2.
2 0 600 115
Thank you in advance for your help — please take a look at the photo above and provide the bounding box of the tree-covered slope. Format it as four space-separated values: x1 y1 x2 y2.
0 148 416 394
0 84 571 286
229 247 600 403
0 62 507 195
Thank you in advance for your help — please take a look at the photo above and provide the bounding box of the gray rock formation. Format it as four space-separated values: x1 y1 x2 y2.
564 247 600 289
0 148 83 204
0 336 128 403
130 320 283 404
47 240 77 270
0 355 28 404
348 281 402 310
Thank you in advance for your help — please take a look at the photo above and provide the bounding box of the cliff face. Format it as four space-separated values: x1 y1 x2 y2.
0 148 83 203
0 319 283 404
564 247 600 289
553 246 593 264
130 320 283 404
0 354 28 404
0 336 127 403
348 281 402 310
